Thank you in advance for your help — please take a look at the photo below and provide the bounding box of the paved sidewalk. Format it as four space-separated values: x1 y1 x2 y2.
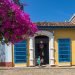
0 67 75 75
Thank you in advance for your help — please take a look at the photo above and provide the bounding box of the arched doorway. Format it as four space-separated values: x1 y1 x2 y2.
35 35 49 65
29 30 55 66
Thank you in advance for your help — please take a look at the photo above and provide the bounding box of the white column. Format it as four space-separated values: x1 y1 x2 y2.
29 37 34 66
0 42 12 63
49 36 55 66
5 43 12 62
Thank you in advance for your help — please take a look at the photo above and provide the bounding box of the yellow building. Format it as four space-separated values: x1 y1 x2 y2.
0 15 75 67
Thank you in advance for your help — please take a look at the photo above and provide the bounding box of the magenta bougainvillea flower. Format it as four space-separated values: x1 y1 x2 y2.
0 0 37 43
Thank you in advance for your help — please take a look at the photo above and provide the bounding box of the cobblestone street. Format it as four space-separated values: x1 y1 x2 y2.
0 67 75 75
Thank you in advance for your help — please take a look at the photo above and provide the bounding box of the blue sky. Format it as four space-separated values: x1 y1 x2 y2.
20 0 75 22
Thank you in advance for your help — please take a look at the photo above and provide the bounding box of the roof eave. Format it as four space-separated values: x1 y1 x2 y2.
38 26 75 30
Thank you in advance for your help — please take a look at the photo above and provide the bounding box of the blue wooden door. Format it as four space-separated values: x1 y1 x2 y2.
14 40 27 64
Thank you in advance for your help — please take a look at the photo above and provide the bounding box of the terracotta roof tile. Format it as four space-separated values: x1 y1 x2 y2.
36 22 75 26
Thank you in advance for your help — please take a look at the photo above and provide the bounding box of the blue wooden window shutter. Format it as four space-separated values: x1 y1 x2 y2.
14 40 27 63
58 39 71 62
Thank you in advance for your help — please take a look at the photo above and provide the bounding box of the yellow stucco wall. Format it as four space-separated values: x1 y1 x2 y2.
12 29 75 67
54 29 75 66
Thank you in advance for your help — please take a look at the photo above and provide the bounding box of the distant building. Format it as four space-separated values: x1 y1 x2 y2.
69 14 75 24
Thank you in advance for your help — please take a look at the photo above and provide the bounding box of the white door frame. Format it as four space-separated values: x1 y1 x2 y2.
29 30 55 66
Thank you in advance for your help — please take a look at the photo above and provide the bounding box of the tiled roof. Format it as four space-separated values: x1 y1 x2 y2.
36 22 75 26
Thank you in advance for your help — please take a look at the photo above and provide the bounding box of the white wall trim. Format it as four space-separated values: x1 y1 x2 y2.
29 37 34 66
29 30 55 66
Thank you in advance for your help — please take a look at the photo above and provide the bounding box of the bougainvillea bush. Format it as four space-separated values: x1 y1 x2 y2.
0 0 37 43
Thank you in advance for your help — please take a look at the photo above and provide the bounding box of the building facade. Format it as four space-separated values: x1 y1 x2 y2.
0 14 75 67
